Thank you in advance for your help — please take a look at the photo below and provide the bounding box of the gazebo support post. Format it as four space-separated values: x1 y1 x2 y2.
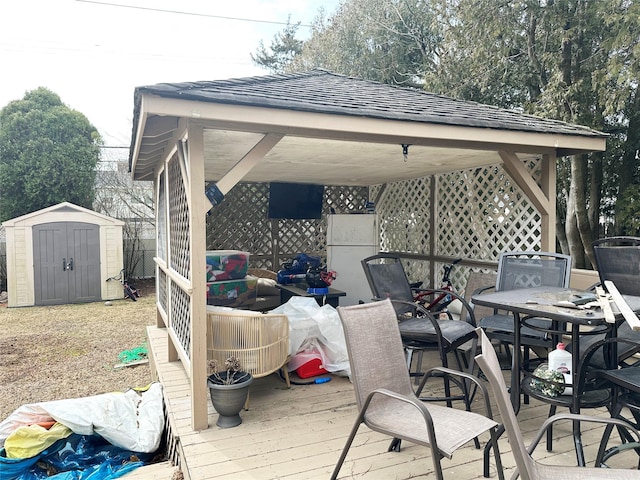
187 123 209 431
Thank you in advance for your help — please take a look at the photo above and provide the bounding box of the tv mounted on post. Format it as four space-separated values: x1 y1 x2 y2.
268 182 324 220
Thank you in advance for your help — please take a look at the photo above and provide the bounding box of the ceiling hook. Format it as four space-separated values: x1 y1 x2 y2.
401 144 410 162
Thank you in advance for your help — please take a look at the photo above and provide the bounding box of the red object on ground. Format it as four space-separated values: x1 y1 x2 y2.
295 358 328 378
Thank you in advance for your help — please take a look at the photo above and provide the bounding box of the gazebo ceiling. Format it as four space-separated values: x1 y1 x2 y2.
129 70 607 185
202 130 533 186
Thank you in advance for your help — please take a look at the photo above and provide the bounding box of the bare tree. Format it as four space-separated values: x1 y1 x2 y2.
94 154 154 278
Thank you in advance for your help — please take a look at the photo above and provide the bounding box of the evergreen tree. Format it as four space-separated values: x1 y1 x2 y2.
259 0 640 266
0 87 101 222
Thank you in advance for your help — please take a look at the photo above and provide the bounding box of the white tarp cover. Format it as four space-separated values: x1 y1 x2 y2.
272 296 350 376
0 383 164 453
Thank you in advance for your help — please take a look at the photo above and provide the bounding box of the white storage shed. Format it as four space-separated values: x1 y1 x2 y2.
2 202 124 307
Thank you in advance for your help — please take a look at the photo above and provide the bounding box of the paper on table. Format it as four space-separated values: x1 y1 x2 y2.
555 300 585 309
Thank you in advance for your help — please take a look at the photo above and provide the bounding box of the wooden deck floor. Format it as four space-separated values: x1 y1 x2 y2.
145 325 638 480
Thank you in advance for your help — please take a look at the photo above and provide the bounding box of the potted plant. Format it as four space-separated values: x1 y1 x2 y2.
207 356 253 428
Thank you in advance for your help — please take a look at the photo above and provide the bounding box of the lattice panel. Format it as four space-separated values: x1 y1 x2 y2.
206 183 272 255
158 268 167 315
170 281 191 358
167 153 190 279
437 162 542 260
206 183 368 270
325 185 369 213
277 219 326 260
372 178 432 284
157 170 167 262
202 162 542 285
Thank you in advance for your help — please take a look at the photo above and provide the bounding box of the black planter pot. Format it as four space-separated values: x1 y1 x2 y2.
207 372 253 428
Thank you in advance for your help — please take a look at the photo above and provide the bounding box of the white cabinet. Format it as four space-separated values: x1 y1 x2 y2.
326 214 379 305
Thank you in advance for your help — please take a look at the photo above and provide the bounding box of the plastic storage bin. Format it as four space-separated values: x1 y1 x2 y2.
206 250 250 281
206 276 257 307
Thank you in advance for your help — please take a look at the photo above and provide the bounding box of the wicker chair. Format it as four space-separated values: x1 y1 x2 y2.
207 308 290 408
246 268 282 311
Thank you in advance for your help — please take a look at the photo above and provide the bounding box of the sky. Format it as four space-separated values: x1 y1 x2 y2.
0 0 341 159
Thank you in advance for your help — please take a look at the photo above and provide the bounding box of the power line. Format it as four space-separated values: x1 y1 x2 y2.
75 0 314 28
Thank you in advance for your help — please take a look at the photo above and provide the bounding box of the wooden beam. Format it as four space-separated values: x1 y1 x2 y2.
142 94 606 155
499 151 557 251
217 133 283 194
499 151 550 215
204 133 283 207
540 152 557 251
187 123 210 431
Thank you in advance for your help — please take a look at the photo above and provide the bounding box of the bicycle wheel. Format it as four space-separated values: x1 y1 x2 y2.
124 285 137 301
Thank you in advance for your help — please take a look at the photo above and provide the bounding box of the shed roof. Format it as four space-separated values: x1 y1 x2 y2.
2 202 124 227
130 70 606 185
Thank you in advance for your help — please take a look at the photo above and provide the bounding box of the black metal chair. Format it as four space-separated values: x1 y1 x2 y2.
590 337 640 467
585 237 640 466
593 236 640 297
541 238 640 457
567 238 640 372
361 253 479 406
478 251 572 370
587 237 640 366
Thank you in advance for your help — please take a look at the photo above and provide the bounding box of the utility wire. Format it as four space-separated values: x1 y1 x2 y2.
75 0 313 27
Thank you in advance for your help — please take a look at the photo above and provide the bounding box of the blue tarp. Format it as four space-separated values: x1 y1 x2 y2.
0 434 153 480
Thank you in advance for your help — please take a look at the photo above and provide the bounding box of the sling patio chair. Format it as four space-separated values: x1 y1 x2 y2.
580 236 640 368
475 327 640 480
588 336 640 468
588 284 640 468
559 238 640 449
331 299 504 480
478 251 572 371
361 253 479 386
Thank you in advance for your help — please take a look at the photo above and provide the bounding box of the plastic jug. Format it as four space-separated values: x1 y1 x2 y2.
548 342 572 395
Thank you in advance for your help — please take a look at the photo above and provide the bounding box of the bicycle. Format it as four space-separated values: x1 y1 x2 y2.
412 258 462 314
106 269 139 301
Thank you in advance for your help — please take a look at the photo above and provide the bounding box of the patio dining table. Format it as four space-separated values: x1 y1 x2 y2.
472 286 640 466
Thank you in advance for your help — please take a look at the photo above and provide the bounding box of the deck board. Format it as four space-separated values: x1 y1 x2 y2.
147 325 638 479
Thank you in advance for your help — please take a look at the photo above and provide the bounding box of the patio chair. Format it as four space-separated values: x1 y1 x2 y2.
593 236 640 297
331 300 503 480
361 253 479 407
478 251 572 370
459 271 498 324
583 280 640 468
564 237 640 394
585 236 640 367
589 337 640 468
475 327 640 479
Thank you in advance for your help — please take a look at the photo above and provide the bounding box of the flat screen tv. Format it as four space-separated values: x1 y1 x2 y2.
268 182 324 219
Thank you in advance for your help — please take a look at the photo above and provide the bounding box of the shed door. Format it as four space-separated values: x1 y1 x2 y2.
33 222 101 305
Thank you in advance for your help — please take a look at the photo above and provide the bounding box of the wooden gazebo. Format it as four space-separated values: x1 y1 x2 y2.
128 70 606 430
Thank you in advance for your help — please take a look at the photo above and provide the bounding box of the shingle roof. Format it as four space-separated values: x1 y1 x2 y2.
135 69 605 139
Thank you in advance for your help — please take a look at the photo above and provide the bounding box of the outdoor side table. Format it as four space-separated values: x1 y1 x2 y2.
277 284 346 308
